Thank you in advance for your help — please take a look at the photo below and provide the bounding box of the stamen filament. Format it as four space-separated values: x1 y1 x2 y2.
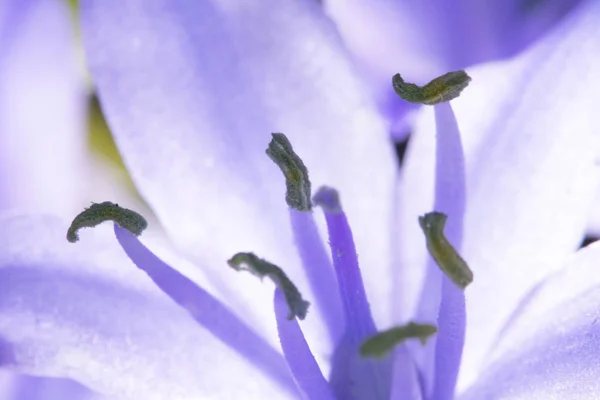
274 289 335 400
313 186 376 338
289 209 344 341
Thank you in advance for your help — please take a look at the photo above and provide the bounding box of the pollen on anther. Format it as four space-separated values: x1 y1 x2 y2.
67 201 148 243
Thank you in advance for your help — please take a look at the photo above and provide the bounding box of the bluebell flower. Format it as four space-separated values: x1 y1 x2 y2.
0 0 599 399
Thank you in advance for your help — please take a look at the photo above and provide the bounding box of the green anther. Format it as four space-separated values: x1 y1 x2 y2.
392 70 471 105
227 252 310 320
419 212 473 289
266 133 312 211
360 322 438 358
67 201 148 243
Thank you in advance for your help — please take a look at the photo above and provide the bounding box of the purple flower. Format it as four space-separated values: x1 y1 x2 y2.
0 0 599 399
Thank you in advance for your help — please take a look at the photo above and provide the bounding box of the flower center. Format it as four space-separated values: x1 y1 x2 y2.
65 69 475 400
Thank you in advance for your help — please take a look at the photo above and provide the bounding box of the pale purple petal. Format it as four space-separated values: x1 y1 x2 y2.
460 241 600 399
323 0 583 129
324 0 456 108
585 190 600 237
79 0 397 347
0 0 86 215
274 289 334 400
0 215 292 399
10 375 106 400
396 0 600 389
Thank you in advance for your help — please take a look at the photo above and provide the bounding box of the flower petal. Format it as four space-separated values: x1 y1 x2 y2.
585 189 600 237
323 0 583 126
396 0 600 389
79 0 397 343
0 0 86 215
459 241 600 399
0 215 293 399
9 375 107 400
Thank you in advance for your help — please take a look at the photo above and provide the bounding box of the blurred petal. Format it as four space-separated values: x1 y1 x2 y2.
11 375 107 400
585 189 600 237
396 0 600 389
390 346 422 400
460 241 600 399
79 0 397 349
0 0 86 215
0 215 292 399
323 0 583 125
0 372 12 399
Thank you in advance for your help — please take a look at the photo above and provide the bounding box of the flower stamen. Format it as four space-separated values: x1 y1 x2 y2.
227 252 310 320
266 132 312 211
66 201 147 243
419 212 473 289
360 322 438 358
392 70 471 105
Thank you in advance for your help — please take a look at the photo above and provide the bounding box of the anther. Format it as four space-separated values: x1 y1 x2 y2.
227 252 310 320
266 133 312 211
360 322 438 358
419 212 473 289
67 201 147 243
392 71 471 105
